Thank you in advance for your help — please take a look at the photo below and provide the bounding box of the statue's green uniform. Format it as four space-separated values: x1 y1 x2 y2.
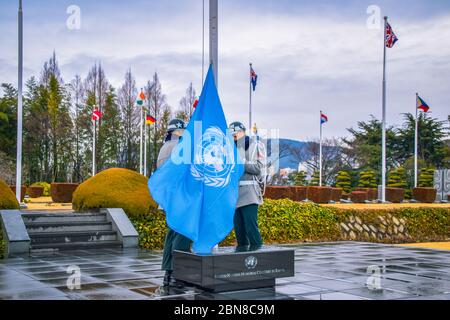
234 135 264 251
157 135 191 271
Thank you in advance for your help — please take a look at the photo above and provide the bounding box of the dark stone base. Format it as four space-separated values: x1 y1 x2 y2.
173 246 295 293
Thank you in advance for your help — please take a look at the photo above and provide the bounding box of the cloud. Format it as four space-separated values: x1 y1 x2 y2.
0 0 449 141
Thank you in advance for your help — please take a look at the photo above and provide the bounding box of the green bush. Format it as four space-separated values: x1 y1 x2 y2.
31 182 51 196
0 179 19 210
294 171 307 186
358 170 377 188
72 168 157 217
130 209 168 250
129 200 450 250
418 168 435 187
388 167 407 189
132 199 342 250
335 171 352 193
309 171 320 187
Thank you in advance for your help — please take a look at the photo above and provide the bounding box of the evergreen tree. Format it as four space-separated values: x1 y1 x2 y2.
309 171 320 186
387 167 407 189
0 83 17 159
418 168 435 187
358 170 377 188
335 171 352 193
397 113 449 169
295 171 307 186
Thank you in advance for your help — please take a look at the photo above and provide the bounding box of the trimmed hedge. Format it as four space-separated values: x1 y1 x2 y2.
290 186 307 202
307 186 332 204
264 186 292 200
413 188 437 203
386 187 405 203
0 180 19 210
51 183 79 203
73 168 158 218
31 182 51 196
351 191 368 203
330 188 342 202
129 199 450 250
27 186 44 198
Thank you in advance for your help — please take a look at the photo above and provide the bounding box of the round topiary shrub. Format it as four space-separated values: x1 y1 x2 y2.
0 179 19 209
72 168 157 218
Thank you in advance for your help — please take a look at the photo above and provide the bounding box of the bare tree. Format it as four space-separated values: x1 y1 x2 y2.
177 82 197 122
69 75 83 182
304 138 347 186
145 72 172 172
118 69 139 169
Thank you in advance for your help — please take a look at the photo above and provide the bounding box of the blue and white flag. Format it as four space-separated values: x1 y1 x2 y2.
148 65 244 254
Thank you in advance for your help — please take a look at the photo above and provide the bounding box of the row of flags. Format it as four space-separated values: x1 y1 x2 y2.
318 94 429 126
89 64 259 124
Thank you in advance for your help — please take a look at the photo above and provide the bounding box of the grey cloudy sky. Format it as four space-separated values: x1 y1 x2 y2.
0 0 449 140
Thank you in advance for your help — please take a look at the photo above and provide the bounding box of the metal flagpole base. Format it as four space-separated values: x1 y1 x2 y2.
19 203 27 209
376 200 392 204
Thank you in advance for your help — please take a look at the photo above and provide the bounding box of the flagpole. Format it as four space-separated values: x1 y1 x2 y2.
92 118 96 176
319 111 323 187
202 0 205 84
209 0 218 87
139 90 143 175
414 92 419 188
144 112 148 177
15 0 23 203
249 63 252 133
381 16 388 203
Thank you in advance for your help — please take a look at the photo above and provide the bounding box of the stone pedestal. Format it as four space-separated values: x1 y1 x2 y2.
173 246 295 293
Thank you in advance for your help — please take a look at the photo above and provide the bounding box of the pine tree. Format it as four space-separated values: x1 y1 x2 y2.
358 170 377 188
335 171 352 193
295 171 307 186
309 171 320 186
388 167 407 189
418 168 435 187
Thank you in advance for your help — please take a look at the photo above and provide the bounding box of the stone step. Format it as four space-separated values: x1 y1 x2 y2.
29 231 118 245
30 240 123 252
25 221 113 233
22 212 107 224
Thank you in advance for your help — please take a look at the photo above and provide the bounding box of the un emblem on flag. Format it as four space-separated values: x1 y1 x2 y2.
191 127 235 188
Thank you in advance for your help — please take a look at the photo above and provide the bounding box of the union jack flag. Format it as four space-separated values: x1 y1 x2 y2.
385 22 398 48
250 65 258 91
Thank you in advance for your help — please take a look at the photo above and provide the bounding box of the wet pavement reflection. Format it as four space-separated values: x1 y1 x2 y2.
0 242 449 300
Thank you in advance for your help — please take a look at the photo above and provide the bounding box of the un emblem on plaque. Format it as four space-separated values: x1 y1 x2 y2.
244 256 258 270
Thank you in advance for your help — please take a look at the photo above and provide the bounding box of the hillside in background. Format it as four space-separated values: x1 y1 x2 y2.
266 138 310 170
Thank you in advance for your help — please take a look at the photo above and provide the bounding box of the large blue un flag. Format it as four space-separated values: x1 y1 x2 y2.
148 66 244 254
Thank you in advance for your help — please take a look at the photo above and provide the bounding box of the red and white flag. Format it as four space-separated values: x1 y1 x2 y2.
92 107 103 121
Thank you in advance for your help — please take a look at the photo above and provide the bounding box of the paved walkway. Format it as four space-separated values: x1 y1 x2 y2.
1 242 449 300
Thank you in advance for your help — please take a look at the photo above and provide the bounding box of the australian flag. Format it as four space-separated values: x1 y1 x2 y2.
385 22 398 48
148 65 244 254
250 65 258 91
